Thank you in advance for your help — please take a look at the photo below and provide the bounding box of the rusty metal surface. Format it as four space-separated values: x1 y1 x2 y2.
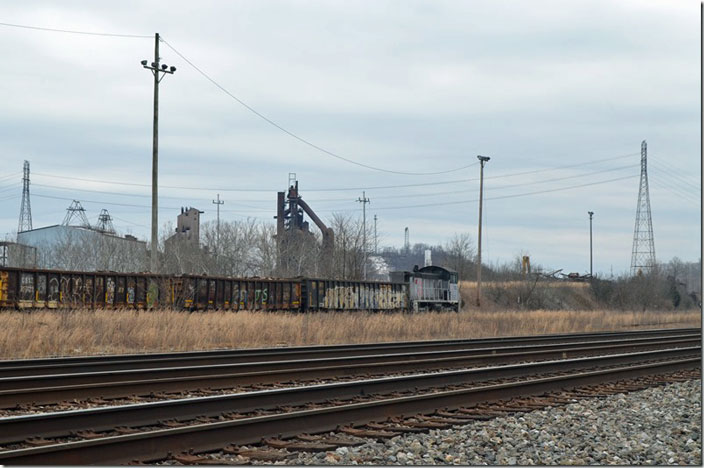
0 346 699 446
1 328 698 376
0 336 698 407
0 357 698 465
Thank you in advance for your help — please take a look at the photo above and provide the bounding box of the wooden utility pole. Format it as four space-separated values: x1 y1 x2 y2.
213 194 224 260
588 211 594 278
476 155 490 307
141 32 176 274
357 192 370 280
150 33 160 274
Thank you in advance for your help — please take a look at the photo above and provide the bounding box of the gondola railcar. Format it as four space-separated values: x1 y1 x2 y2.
0 267 412 312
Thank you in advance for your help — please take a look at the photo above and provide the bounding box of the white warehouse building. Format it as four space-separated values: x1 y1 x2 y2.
17 225 147 273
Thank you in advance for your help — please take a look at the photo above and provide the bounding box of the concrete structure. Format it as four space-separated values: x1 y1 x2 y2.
17 225 147 272
172 207 203 245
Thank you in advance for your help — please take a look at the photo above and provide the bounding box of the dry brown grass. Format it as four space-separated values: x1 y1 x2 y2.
0 308 699 359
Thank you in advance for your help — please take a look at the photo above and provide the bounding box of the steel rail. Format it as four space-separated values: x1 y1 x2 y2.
0 332 699 379
0 346 699 446
0 355 698 465
0 334 697 386
0 337 698 407
0 328 697 375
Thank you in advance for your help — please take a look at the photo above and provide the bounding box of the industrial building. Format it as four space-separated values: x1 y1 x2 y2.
17 224 147 272
0 241 37 268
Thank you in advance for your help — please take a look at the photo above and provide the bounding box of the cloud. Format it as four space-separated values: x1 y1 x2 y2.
0 0 699 275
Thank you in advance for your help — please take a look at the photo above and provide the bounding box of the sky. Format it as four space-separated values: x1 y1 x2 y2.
0 0 700 276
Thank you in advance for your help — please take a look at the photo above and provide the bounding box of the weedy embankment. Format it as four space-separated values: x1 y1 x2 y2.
0 308 699 359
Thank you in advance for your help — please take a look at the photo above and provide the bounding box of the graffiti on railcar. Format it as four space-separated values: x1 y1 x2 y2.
106 277 115 305
20 273 34 302
48 276 59 303
254 288 268 306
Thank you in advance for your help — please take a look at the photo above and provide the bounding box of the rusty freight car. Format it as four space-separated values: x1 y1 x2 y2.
0 267 410 312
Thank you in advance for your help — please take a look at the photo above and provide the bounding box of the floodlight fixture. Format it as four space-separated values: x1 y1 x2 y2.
141 60 148 66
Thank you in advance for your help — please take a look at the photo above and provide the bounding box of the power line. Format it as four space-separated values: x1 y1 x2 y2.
371 174 639 211
31 192 264 218
0 21 151 38
31 182 265 209
31 151 639 193
649 178 700 204
160 38 480 176
649 161 700 192
30 162 637 210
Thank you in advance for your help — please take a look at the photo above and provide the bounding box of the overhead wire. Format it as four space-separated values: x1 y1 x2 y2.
31 151 640 193
161 38 479 176
31 193 263 218
648 177 700 204
0 21 151 38
30 162 635 204
0 21 479 176
649 158 700 193
371 174 638 211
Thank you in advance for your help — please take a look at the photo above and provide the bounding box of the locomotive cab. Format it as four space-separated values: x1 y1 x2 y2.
390 265 460 312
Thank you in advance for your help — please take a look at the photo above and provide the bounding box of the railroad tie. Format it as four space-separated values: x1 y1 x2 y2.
297 434 367 447
24 437 54 447
114 426 140 435
421 416 473 425
74 430 104 440
160 419 189 428
172 452 240 465
223 445 296 461
264 438 336 452
340 427 401 438
366 422 427 433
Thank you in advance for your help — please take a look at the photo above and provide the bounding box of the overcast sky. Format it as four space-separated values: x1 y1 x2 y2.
0 0 700 276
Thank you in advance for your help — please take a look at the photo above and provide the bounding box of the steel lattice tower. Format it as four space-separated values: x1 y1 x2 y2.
17 160 32 235
630 140 656 275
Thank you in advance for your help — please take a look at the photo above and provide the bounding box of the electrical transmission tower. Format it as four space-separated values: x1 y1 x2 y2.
96 209 116 234
630 140 656 275
17 160 32 235
62 200 91 228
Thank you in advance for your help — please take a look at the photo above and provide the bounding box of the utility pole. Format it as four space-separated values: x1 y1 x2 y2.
588 211 594 278
212 194 224 261
357 191 370 280
373 214 378 254
141 32 176 274
476 155 490 308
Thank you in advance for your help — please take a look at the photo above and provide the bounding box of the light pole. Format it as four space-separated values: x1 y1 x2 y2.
476 155 490 308
141 32 176 275
588 211 594 278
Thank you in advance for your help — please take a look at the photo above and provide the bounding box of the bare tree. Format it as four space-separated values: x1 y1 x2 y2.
444 233 475 280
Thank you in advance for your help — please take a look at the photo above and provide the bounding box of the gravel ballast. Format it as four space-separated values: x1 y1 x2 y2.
275 379 701 465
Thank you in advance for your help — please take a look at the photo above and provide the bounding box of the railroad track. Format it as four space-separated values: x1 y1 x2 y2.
0 331 699 410
2 328 697 376
0 347 699 465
